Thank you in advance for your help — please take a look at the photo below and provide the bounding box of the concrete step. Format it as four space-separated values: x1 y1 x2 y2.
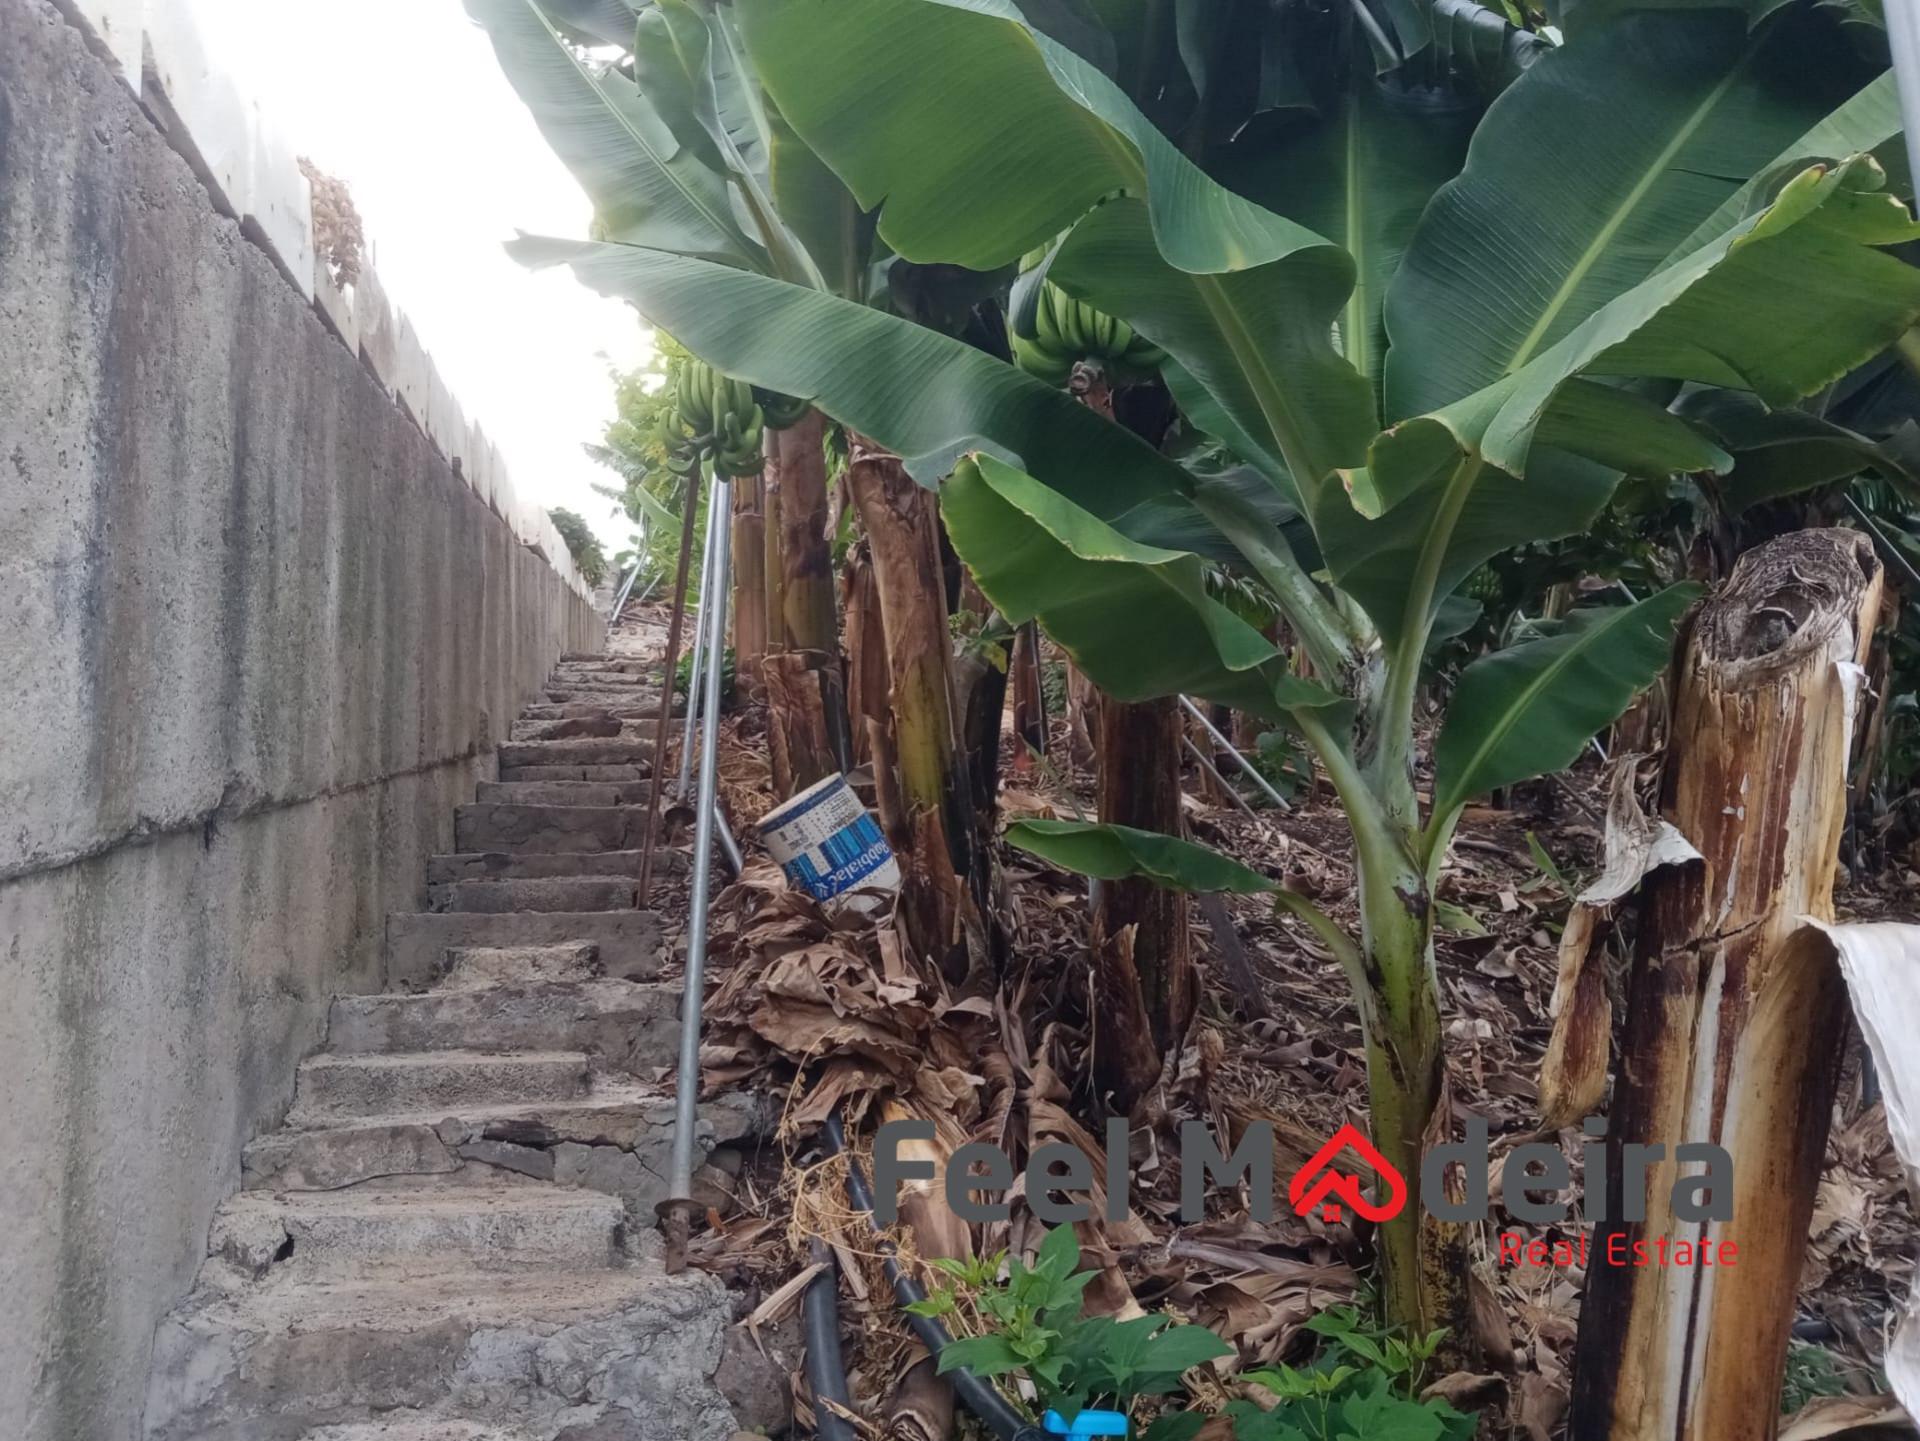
298 1421 540 1441
507 714 622 743
496 736 656 768
243 1085 763 1201
475 780 653 806
543 686 678 710
497 762 647 781
442 942 601 986
327 977 674 1062
144 1265 738 1441
431 875 637 914
519 702 636 721
549 667 652 683
452 803 650 855
543 678 655 697
425 849 683 886
206 1183 628 1278
290 1050 592 1123
387 908 665 987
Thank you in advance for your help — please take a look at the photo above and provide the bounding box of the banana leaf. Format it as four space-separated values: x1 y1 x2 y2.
1338 155 1920 646
1385 6 1874 421
466 0 763 265
736 0 1336 275
1007 820 1276 893
508 237 1199 526
941 454 1349 722
1430 585 1702 823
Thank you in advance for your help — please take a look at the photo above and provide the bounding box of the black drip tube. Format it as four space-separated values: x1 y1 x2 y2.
802 1235 856 1441
820 1112 1051 1441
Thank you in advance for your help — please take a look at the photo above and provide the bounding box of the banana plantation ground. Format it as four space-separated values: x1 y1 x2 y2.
638 597 1919 1441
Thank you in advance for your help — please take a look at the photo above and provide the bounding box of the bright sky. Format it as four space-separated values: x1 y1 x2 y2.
188 0 652 554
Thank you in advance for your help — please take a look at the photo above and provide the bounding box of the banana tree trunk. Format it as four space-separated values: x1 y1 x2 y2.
1352 862 1471 1352
1010 621 1046 769
846 437 981 963
763 427 786 660
1066 663 1097 767
951 569 1010 853
767 409 851 793
1070 360 1192 1112
842 539 887 770
1092 693 1195 1112
1571 528 1883 1441
731 469 767 700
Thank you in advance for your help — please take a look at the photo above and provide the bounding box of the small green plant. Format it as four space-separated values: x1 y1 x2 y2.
673 646 735 703
1223 1307 1472 1441
1041 658 1070 720
908 1226 1232 1427
1780 1343 1851 1414
1523 830 1574 899
1251 729 1313 806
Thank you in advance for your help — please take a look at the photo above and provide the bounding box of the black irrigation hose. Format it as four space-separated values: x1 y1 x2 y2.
822 1112 1051 1441
802 1236 856 1441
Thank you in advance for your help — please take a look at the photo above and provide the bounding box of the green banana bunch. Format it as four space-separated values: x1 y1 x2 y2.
1012 277 1164 387
1204 566 1281 632
1460 565 1505 603
663 354 765 478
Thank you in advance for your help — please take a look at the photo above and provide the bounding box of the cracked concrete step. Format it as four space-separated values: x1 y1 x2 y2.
327 977 674 1062
242 1085 762 1199
144 1264 738 1441
425 849 685 886
207 1183 628 1278
452 803 653 855
496 737 657 768
386 908 665 986
290 1050 592 1122
475 780 653 806
498 762 646 781
431 876 638 914
507 714 624 743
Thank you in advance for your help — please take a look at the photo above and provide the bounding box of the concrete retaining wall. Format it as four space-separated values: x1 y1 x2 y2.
0 4 602 1437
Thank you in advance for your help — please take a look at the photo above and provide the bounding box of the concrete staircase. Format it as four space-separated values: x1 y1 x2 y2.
143 656 770 1441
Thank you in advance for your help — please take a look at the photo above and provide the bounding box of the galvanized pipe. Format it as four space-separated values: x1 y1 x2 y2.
1184 735 1258 819
606 560 642 638
1178 695 1291 812
663 473 733 1250
1885 0 1920 190
678 503 722 800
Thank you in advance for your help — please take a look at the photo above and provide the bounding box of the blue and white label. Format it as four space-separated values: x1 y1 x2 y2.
757 773 901 908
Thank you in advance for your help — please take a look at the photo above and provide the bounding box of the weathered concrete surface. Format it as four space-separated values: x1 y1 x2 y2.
385 911 666 989
0 5 599 1438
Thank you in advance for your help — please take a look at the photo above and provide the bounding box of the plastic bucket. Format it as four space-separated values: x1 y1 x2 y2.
757 772 901 909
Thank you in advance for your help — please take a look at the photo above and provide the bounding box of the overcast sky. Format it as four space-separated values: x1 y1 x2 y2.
188 0 652 553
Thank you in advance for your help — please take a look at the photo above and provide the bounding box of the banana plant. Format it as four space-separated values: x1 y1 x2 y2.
497 0 1920 1342
473 0 1021 948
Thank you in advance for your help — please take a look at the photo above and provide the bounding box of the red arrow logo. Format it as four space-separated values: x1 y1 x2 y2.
1288 1123 1408 1224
